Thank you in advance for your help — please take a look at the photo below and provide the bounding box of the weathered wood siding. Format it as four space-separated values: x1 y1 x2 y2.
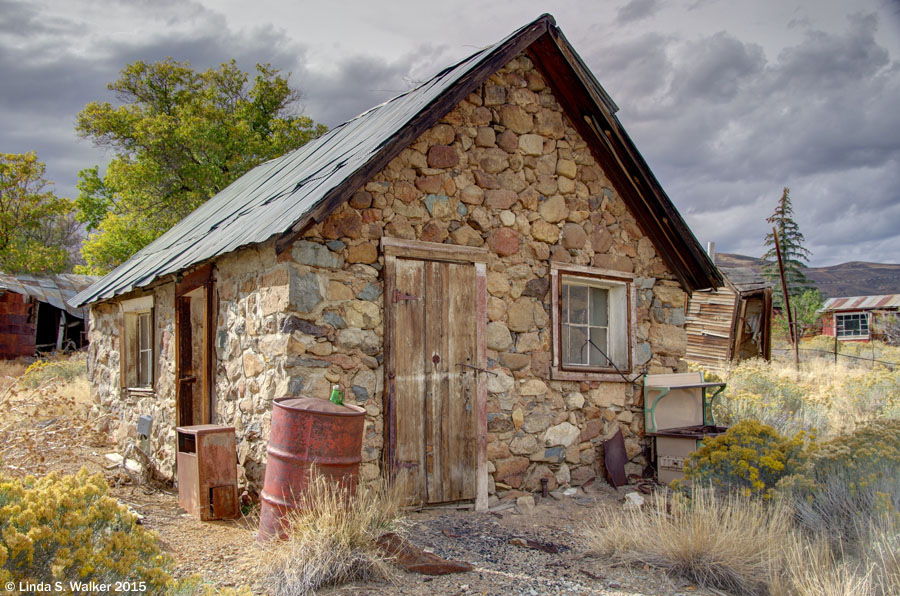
684 287 737 368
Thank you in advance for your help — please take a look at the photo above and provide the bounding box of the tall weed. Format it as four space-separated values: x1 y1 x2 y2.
256 473 404 596
585 489 790 595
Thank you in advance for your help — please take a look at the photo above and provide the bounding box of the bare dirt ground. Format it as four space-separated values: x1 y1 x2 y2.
0 371 718 596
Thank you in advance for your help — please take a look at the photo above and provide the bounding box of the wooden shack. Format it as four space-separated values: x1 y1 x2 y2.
684 266 772 369
0 273 98 358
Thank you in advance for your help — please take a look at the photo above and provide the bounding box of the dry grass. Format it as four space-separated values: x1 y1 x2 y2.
585 488 900 596
255 473 404 596
585 489 791 595
771 536 875 596
0 352 101 478
713 353 900 438
0 358 29 393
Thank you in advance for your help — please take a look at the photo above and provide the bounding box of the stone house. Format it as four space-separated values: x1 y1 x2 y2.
72 14 721 509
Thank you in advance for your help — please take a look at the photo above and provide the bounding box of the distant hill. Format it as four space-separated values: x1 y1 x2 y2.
715 253 900 299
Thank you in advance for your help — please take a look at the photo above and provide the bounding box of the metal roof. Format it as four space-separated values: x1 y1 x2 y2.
820 294 900 313
71 17 569 307
72 13 721 307
0 273 99 318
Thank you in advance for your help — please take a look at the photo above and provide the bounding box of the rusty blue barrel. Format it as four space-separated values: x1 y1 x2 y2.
258 396 366 541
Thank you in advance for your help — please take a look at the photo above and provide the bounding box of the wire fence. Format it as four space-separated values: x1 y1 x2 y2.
772 346 899 369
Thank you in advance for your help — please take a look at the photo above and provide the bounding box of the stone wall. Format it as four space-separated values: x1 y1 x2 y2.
87 52 689 498
87 282 178 477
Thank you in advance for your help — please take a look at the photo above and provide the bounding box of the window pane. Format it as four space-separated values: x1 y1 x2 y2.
567 325 588 365
139 313 150 350
589 327 609 367
561 284 569 324
860 315 869 333
568 285 588 324
590 287 608 327
139 350 151 386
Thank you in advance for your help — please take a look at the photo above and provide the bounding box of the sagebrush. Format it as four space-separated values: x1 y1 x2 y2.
256 473 404 596
680 419 809 498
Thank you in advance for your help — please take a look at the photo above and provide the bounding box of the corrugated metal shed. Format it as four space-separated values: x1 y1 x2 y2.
820 294 900 312
0 273 99 318
72 14 721 307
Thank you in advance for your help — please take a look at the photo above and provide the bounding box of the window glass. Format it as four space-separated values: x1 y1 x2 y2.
561 279 613 369
836 313 868 338
568 285 588 324
589 327 609 367
590 287 608 327
137 311 152 387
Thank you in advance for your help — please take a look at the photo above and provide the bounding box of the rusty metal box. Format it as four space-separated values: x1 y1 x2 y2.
176 425 239 520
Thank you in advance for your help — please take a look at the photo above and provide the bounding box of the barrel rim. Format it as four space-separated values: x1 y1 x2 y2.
273 396 366 416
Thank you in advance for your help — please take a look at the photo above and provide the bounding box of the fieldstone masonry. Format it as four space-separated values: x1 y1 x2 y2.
87 53 689 499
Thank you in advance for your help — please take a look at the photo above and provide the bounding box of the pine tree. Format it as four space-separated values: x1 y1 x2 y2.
762 187 813 308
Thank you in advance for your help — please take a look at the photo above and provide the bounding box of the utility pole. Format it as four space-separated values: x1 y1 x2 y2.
773 226 796 347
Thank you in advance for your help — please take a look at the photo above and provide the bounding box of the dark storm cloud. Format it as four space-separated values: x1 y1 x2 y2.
616 0 661 24
295 46 452 127
0 0 317 200
2 1 899 266
587 11 900 264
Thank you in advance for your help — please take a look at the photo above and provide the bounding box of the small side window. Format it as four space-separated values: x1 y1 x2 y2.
120 296 154 390
551 264 634 381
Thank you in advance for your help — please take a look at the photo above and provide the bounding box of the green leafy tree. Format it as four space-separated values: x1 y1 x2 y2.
75 58 327 274
773 288 824 339
762 187 813 308
0 152 76 274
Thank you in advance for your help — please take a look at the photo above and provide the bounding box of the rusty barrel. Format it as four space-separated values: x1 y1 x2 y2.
257 396 365 541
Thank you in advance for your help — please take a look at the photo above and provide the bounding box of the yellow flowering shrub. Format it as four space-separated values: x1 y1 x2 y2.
20 356 87 389
805 418 900 489
0 467 251 595
0 468 172 594
682 420 811 499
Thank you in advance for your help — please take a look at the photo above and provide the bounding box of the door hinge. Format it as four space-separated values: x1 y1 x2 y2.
392 289 419 303
395 461 419 469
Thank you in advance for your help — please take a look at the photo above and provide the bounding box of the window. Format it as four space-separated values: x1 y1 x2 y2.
120 296 154 390
836 312 869 339
551 263 633 380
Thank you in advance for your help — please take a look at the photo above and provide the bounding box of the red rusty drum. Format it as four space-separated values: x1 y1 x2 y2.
257 396 366 541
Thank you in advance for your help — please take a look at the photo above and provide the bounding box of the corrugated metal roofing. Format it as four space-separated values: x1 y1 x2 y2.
72 16 582 307
0 273 99 318
820 294 900 313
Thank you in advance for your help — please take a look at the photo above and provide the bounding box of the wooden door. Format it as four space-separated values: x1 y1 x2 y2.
175 265 215 427
386 256 480 505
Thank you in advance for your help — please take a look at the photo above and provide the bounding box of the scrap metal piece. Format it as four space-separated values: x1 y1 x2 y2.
603 429 627 488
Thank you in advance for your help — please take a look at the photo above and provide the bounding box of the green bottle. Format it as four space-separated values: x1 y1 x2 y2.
329 384 343 406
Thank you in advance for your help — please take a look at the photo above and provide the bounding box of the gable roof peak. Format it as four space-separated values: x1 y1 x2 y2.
73 13 719 307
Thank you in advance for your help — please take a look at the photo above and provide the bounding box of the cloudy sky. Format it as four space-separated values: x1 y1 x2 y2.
2 0 899 266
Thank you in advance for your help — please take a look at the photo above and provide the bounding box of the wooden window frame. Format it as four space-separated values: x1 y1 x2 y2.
550 263 635 382
835 312 870 340
119 295 155 393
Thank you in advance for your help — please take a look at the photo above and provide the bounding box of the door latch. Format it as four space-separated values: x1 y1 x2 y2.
456 363 497 376
392 289 418 303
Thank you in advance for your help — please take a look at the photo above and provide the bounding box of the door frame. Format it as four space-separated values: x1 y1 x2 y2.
175 263 216 428
381 238 489 511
